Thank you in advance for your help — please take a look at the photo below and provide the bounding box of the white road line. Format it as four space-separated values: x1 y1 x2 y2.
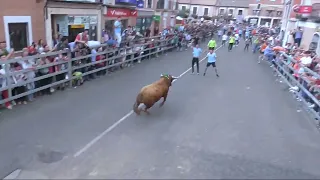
73 44 223 158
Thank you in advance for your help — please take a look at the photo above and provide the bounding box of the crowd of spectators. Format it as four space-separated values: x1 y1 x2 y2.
247 25 320 118
0 23 201 110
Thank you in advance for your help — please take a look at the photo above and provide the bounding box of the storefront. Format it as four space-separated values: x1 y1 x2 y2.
136 9 154 35
55 15 98 42
45 0 102 48
104 7 137 34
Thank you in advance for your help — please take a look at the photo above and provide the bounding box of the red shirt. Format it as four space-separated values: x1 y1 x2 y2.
75 33 89 42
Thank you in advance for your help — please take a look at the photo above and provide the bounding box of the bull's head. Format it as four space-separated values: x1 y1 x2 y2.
160 74 179 85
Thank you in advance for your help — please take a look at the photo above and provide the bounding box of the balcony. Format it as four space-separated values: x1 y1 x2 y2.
156 0 178 11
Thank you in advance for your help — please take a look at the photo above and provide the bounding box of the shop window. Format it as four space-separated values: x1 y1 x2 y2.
182 5 186 11
8 23 28 51
309 33 320 52
238 10 243 15
136 17 152 35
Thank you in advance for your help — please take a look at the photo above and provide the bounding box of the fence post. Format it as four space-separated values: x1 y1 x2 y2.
67 49 72 88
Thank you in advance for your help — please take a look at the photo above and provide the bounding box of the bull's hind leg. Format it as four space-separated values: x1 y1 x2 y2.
142 108 151 115
159 93 168 107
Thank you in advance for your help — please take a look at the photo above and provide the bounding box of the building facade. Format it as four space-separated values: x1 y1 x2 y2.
0 0 46 51
177 0 217 17
282 0 320 52
247 0 283 26
216 0 249 23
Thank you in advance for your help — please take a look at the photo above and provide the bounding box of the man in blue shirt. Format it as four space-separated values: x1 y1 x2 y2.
263 44 274 62
114 17 122 47
203 49 219 77
192 44 202 74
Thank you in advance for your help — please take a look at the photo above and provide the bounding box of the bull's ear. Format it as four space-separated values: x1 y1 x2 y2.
160 74 163 77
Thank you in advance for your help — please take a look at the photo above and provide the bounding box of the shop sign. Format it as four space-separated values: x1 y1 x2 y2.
293 5 312 14
115 0 136 5
71 24 85 29
106 8 137 17
136 0 144 8
153 15 160 21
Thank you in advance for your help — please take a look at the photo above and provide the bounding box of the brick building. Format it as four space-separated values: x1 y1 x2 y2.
247 0 283 26
178 0 217 17
0 0 46 51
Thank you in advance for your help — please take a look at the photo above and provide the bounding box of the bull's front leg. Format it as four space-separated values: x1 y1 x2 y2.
159 93 168 107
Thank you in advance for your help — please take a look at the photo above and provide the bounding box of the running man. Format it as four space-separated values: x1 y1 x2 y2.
207 38 216 50
222 33 228 47
228 34 235 52
191 44 202 75
203 49 219 77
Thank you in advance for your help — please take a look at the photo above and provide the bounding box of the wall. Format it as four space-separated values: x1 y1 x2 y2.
177 0 217 6
179 4 216 16
249 0 284 5
0 0 45 44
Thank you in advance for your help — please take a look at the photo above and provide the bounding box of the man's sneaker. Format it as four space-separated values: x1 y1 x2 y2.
289 86 299 91
203 73 206 76
191 72 194 75
197 73 199 75
6 105 12 110
216 74 219 77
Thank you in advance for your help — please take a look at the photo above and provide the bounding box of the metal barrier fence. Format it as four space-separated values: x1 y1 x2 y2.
0 34 209 106
273 52 320 121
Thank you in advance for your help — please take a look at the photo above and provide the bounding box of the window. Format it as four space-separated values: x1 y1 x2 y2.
204 8 209 16
276 11 282 16
147 0 152 8
266 10 273 16
192 7 197 15
8 23 28 51
182 5 186 11
228 9 234 15
219 9 225 15
238 9 243 15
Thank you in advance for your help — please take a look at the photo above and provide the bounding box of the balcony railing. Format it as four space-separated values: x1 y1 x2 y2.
156 0 178 10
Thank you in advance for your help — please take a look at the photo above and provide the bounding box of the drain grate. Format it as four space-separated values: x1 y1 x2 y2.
38 150 64 164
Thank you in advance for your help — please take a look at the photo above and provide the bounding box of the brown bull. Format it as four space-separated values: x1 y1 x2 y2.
133 74 179 115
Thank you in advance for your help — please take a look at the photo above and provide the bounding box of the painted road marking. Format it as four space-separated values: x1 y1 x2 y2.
73 45 223 157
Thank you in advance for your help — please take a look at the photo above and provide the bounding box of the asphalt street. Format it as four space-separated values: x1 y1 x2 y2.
1 40 320 179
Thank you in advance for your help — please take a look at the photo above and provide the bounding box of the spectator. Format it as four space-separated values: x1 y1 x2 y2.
0 55 12 109
20 50 36 101
114 17 122 48
37 39 45 53
75 29 89 45
36 52 52 95
12 63 27 105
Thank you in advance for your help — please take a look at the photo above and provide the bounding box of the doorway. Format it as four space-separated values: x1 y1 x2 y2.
68 25 84 42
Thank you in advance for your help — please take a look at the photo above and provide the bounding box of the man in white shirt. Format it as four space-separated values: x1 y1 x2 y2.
234 33 239 46
222 34 228 47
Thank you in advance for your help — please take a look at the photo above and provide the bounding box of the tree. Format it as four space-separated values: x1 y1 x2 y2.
178 9 190 18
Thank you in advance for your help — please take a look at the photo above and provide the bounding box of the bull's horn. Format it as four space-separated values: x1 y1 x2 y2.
172 76 179 79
